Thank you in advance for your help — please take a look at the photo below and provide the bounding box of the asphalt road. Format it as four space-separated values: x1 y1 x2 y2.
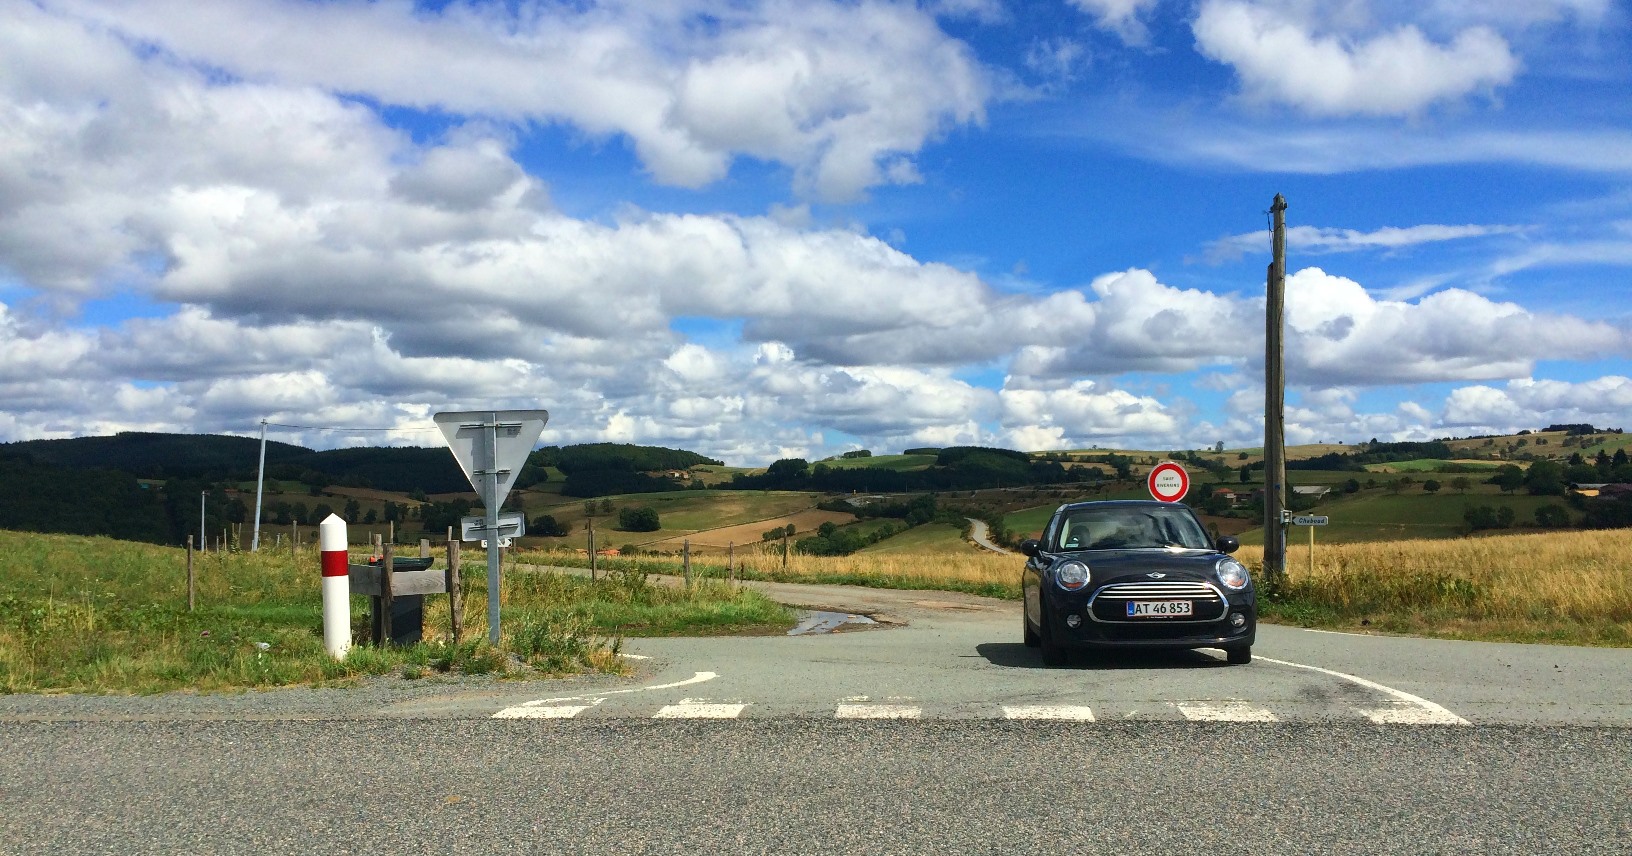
3 581 1629 854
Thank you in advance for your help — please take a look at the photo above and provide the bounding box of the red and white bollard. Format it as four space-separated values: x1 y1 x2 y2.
319 514 351 659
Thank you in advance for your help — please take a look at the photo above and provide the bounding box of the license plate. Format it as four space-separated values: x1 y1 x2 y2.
1126 600 1192 618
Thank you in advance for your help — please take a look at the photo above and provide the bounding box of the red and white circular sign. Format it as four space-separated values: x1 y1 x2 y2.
1147 461 1190 502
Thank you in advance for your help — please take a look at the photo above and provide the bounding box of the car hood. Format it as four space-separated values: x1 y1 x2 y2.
1058 549 1228 584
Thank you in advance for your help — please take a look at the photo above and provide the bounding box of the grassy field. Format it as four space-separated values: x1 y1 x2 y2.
0 530 792 694
816 453 937 471
521 490 827 551
1239 530 1632 646
859 522 968 553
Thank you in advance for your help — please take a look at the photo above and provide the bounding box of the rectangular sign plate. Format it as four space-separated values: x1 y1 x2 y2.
1126 600 1193 618
461 512 526 542
1291 515 1330 526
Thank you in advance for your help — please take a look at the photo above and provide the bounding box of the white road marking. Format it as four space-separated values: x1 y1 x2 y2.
1175 699 1277 722
491 671 719 719
1258 656 1470 725
653 699 747 719
493 699 602 720
1002 705 1096 721
836 704 922 719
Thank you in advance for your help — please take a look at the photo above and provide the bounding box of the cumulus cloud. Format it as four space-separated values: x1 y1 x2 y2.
1193 0 1519 116
999 379 1180 449
50 0 991 201
1284 268 1628 385
1442 377 1632 431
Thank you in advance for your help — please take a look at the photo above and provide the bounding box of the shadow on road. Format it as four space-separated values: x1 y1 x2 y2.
975 642 1229 671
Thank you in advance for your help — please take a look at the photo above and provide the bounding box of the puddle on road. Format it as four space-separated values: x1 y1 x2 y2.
788 611 878 636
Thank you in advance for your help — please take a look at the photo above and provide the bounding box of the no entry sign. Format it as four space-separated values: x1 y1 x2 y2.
1147 461 1190 502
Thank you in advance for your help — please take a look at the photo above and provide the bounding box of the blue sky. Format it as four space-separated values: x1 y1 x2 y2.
2 0 1629 464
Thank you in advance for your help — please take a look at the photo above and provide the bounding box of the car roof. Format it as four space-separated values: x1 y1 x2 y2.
1055 499 1187 515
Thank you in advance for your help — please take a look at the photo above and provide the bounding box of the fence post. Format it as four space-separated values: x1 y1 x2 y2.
379 539 394 645
186 535 195 612
683 540 692 589
728 542 735 586
447 534 462 645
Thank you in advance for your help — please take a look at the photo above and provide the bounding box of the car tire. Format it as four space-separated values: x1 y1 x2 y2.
1225 645 1252 665
1023 608 1041 648
1038 608 1068 668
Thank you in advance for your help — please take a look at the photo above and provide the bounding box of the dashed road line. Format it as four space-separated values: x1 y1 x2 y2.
652 699 748 719
1174 699 1278 722
835 697 922 719
1002 705 1096 721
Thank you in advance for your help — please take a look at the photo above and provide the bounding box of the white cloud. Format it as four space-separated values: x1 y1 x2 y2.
1193 0 1519 116
1205 223 1527 262
1442 377 1632 432
52 0 991 201
999 379 1180 448
1284 267 1628 385
1068 0 1162 44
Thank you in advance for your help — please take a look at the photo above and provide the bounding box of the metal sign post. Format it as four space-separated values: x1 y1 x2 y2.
434 409 548 646
1290 515 1329 578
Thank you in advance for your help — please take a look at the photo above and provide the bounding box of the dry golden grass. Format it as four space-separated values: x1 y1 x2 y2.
732 547 1021 596
1238 529 1632 644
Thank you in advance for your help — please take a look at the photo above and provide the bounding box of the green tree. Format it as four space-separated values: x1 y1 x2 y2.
1422 479 1441 494
1534 505 1571 528
1450 477 1471 495
618 506 661 532
1489 465 1525 493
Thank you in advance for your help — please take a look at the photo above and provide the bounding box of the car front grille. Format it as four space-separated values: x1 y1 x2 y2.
1089 581 1227 623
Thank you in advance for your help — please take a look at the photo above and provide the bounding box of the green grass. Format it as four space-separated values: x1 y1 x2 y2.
0 530 792 694
859 522 966 553
816 454 937 472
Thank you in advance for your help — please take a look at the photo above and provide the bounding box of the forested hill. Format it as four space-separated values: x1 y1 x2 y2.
1 432 310 479
0 433 720 496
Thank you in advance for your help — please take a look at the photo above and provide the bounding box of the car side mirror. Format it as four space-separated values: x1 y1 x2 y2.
1216 535 1240 554
1019 539 1041 557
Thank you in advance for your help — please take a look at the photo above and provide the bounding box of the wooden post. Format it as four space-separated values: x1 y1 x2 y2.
186 535 195 612
683 540 692 589
379 539 395 645
447 536 463 645
419 538 430 559
292 522 300 555
1263 193 1289 588
728 542 735 586
781 530 789 571
588 517 597 582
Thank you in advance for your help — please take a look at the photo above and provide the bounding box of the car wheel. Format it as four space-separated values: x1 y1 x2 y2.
1038 608 1068 668
1225 645 1252 665
1023 607 1040 648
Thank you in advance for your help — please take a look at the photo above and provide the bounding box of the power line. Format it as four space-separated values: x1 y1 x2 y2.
263 421 439 433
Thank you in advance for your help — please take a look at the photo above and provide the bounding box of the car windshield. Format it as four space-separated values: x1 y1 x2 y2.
1052 505 1212 551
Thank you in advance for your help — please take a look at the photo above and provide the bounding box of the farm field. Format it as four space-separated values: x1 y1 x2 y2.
859 522 968 553
638 508 856 553
816 453 937 471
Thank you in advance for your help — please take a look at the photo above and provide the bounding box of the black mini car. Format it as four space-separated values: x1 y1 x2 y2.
1020 500 1255 666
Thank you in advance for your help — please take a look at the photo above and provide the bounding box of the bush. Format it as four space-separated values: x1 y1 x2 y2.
617 506 661 532
530 514 570 537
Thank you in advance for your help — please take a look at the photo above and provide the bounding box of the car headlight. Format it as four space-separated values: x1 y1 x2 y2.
1054 560 1090 591
1216 557 1250 590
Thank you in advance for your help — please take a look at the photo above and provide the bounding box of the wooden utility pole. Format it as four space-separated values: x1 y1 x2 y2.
1263 193 1289 588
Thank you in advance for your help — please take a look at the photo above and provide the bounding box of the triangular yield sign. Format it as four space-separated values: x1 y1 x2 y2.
433 410 548 510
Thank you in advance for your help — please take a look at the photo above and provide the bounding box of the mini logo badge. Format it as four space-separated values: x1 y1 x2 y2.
1147 572 1167 579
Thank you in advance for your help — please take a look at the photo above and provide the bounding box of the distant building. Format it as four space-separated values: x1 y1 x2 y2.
1291 486 1331 499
